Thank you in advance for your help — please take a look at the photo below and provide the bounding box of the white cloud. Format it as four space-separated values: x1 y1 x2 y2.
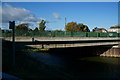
2 4 40 23
52 13 61 19
1 4 58 29
39 18 56 23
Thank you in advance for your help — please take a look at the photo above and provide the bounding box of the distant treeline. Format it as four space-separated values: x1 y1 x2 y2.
1 20 120 37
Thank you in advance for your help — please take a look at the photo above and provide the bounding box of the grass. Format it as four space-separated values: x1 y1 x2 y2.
22 48 49 52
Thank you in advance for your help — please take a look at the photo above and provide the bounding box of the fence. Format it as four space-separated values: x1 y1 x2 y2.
2 31 120 37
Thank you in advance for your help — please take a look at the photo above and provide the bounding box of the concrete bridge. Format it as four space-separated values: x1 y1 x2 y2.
2 37 120 57
2 37 120 48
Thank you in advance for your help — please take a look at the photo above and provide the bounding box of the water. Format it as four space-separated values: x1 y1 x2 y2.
25 50 120 80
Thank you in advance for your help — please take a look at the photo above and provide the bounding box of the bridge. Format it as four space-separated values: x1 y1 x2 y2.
2 31 120 48
2 37 120 57
2 37 120 48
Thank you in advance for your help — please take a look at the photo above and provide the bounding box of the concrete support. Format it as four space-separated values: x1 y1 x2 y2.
100 46 120 57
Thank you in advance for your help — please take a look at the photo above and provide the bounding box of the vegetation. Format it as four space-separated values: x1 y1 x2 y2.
16 23 30 30
1 19 120 37
92 27 98 32
15 23 30 35
65 22 90 32
110 25 120 29
2 30 12 37
22 48 49 52
39 20 46 31
33 27 39 31
54 29 63 32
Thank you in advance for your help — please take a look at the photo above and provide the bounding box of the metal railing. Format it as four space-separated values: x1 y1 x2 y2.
2 31 120 37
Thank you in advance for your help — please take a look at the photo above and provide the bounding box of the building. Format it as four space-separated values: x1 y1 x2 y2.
108 28 120 33
93 28 108 33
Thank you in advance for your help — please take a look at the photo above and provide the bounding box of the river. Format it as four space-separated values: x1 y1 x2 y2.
24 49 120 80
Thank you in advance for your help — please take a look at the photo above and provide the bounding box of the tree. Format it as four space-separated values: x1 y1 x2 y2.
77 24 90 32
65 22 90 32
77 24 84 32
0 28 2 33
15 23 30 35
32 27 39 36
82 25 90 32
29 29 33 32
54 29 63 32
92 27 98 32
16 23 29 30
39 20 46 31
110 25 120 29
65 22 77 32
34 27 39 31
2 30 5 33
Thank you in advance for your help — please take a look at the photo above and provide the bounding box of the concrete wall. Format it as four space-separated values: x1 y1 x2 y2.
100 46 120 57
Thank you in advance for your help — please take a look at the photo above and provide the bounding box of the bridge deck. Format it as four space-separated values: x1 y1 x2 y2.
2 37 120 48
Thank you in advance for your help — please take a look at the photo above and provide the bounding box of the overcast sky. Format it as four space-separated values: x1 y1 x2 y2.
1 2 118 31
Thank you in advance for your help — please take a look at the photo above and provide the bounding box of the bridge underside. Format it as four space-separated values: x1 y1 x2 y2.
15 40 120 57
2 37 120 57
22 42 118 49
2 37 120 48
15 39 120 49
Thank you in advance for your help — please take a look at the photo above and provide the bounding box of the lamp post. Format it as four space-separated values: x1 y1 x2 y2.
65 17 66 27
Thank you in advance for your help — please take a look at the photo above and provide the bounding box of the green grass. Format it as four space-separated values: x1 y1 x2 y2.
22 48 49 52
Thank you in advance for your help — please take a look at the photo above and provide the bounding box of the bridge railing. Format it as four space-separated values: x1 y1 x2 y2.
2 31 120 37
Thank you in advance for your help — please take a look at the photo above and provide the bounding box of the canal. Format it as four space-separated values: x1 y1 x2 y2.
20 48 120 80
3 39 120 79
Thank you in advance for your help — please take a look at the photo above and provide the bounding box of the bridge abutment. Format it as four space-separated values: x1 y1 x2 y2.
100 46 120 57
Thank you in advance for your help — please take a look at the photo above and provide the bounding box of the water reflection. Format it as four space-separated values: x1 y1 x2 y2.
26 52 67 67
25 51 120 79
